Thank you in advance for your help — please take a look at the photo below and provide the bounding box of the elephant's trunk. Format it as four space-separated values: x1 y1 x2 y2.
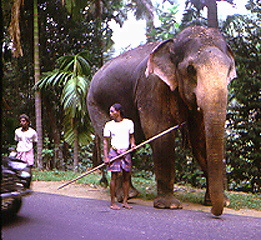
197 79 227 216
193 49 230 216
204 107 226 216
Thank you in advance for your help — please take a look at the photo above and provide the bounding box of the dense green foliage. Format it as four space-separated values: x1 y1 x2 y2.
2 0 127 168
147 5 180 41
221 0 261 193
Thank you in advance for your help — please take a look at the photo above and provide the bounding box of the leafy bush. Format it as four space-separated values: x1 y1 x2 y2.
132 144 154 174
222 4 261 193
132 132 206 189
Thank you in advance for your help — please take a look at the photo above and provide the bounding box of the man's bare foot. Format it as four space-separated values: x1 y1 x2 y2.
110 204 121 210
122 203 133 209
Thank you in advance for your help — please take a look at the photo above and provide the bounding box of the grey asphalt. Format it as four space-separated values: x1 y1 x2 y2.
2 192 261 240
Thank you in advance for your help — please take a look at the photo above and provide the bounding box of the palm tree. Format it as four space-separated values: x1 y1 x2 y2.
8 0 43 168
33 0 43 169
36 51 92 170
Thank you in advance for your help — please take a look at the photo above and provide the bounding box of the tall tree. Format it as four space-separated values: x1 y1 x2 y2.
94 0 103 67
8 0 43 168
34 0 43 169
8 0 23 57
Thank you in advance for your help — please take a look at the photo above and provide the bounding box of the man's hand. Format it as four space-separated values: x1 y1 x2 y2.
104 157 110 165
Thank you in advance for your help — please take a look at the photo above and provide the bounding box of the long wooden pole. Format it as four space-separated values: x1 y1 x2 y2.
57 122 185 190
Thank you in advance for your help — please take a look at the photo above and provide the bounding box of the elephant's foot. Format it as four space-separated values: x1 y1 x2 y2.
204 192 230 207
154 194 183 209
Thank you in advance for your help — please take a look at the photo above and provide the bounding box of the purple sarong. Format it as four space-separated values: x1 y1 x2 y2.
107 148 132 172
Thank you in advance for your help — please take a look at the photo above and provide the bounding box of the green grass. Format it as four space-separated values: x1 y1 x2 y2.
33 170 261 212
226 192 261 211
174 189 205 205
32 170 102 185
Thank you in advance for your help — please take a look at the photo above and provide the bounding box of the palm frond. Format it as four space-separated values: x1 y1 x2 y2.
78 50 91 60
63 127 92 146
57 55 74 71
61 75 89 117
37 70 61 89
63 113 93 146
37 70 74 89
76 55 91 76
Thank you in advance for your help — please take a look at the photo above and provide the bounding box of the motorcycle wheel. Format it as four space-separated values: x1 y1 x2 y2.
1 197 22 219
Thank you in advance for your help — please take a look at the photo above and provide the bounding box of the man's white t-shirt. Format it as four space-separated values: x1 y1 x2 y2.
15 127 38 152
103 118 134 150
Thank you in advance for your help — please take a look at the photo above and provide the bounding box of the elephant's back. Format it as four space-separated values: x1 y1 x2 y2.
89 41 160 91
88 41 160 109
113 41 160 67
106 41 160 69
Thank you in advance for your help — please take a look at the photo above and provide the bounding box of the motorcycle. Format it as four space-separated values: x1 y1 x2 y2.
1 149 33 218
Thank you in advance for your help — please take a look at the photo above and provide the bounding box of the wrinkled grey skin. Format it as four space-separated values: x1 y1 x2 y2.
87 26 237 216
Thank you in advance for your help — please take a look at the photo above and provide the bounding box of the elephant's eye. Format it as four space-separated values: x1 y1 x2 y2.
187 65 197 76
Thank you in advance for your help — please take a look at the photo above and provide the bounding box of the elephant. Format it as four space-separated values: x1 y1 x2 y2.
87 26 237 216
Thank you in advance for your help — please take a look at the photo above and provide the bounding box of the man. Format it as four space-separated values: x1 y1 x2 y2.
15 114 38 166
103 103 136 210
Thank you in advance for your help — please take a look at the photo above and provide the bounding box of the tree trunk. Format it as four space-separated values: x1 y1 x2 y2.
8 0 23 57
43 95 65 169
206 0 218 28
73 128 79 171
95 0 103 67
145 16 155 42
141 0 155 42
34 0 43 169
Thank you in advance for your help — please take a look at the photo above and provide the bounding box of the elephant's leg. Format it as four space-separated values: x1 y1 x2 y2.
187 113 229 206
91 135 109 187
151 134 182 209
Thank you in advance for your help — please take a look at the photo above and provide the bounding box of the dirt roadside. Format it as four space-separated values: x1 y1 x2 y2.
31 181 261 218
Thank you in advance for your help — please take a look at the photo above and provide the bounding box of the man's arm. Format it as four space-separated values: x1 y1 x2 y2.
33 129 38 142
130 134 136 148
103 137 110 165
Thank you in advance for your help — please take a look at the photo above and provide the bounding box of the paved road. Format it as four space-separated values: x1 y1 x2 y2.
2 192 261 240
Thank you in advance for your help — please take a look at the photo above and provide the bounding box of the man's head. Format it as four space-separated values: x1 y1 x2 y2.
109 103 124 121
19 114 30 128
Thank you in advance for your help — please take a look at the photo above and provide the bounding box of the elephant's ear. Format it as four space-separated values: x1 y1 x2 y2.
226 44 237 83
145 39 177 91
